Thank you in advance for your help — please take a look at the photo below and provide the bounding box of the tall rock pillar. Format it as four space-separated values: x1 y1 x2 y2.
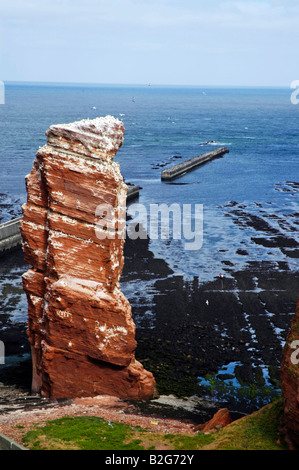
21 116 156 400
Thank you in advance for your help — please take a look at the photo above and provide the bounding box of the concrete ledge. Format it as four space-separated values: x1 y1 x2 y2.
0 233 22 253
127 184 141 201
161 147 229 181
0 217 22 255
0 217 22 239
0 432 28 450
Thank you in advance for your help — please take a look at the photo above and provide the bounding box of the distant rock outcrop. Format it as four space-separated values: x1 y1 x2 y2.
21 116 156 400
281 298 299 449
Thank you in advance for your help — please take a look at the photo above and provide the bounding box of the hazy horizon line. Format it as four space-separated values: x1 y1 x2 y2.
3 80 290 89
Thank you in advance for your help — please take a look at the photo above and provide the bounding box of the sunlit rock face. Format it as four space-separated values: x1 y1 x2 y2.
21 116 156 400
281 298 299 449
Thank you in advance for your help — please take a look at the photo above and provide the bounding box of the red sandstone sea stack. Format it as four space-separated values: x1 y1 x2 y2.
281 298 299 449
20 116 156 400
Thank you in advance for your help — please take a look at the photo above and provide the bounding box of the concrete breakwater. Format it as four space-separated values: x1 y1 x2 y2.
126 184 141 201
0 217 22 255
161 147 229 181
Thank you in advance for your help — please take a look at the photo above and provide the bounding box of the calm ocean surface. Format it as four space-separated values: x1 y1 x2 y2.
0 84 298 408
0 84 298 278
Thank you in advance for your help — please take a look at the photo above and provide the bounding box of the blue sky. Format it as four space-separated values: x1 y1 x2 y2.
1 0 298 86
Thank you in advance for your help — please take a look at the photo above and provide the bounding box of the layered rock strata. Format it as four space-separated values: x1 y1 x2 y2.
21 116 156 400
281 298 299 449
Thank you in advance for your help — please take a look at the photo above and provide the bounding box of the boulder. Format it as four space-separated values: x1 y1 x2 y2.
194 408 232 434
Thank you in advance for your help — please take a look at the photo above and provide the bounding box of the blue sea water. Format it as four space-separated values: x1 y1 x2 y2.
1 84 298 202
0 83 298 407
1 84 298 276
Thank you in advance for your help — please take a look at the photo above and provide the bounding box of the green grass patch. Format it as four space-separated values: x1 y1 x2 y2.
21 398 288 451
201 398 288 450
21 415 214 451
22 416 147 450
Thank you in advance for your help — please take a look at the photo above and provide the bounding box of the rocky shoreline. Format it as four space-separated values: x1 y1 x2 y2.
0 226 297 420
0 175 298 425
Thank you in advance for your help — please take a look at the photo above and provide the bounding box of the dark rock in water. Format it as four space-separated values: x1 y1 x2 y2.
216 374 235 381
281 248 299 258
252 236 298 248
236 248 249 256
151 154 182 170
275 181 299 195
199 140 217 146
